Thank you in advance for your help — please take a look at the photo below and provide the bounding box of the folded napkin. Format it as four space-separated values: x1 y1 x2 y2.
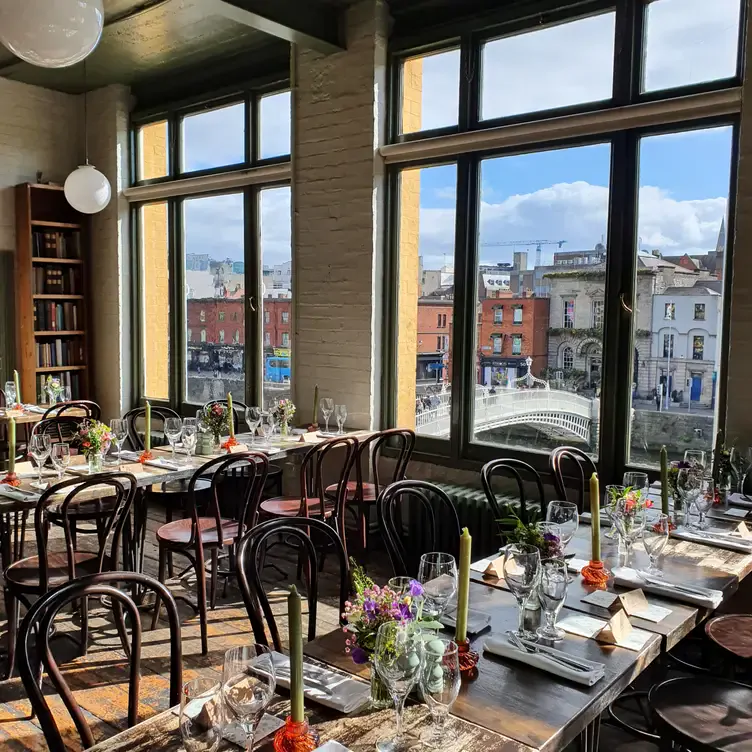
727 493 752 510
314 743 353 752
440 604 492 635
483 636 605 686
270 652 369 714
612 567 723 609
672 528 752 554
23 404 46 414
143 457 192 471
118 450 142 462
0 485 39 502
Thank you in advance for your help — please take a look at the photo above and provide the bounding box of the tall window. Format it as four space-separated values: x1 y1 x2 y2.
511 335 522 356
563 300 575 328
513 306 523 324
181 102 245 173
259 90 291 159
591 300 604 329
693 335 705 360
282 311 289 324
662 334 674 359
494 308 503 324
562 347 574 371
664 302 675 320
694 303 706 320
493 337 502 354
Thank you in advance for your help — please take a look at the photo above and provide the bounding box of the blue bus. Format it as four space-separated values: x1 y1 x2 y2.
265 356 290 383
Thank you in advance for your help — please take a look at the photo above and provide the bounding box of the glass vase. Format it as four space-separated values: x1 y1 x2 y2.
369 661 391 709
281 420 289 438
87 452 104 474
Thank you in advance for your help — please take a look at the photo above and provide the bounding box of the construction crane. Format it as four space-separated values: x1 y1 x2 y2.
480 239 567 267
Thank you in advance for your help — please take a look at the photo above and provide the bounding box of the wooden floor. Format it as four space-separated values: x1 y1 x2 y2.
0 500 658 751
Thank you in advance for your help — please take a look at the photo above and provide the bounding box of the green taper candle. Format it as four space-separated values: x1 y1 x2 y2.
8 417 15 473
13 370 20 406
589 472 600 561
312 384 319 426
144 401 151 452
455 527 472 643
227 393 234 438
288 585 305 723
660 445 669 516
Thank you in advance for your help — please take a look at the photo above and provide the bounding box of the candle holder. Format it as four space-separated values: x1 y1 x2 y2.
581 560 610 589
273 717 320 752
138 450 154 463
456 638 479 679
0 472 21 487
222 436 239 451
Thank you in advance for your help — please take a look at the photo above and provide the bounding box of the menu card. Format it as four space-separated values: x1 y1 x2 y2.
558 612 652 651
470 556 504 579
581 588 670 623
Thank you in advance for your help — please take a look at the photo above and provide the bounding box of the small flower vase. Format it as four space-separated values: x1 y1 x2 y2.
273 717 320 752
281 420 289 438
87 452 104 474
369 662 391 709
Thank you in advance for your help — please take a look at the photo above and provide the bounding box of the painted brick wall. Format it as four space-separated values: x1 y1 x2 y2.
291 0 388 429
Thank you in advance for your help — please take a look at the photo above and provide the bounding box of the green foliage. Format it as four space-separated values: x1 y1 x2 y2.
548 327 602 338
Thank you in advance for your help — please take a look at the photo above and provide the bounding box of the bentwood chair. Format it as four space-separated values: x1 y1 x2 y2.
123 405 180 451
42 400 101 421
481 458 546 528
17 571 182 752
237 516 349 651
30 416 83 449
377 479 460 577
151 451 269 655
324 429 415 554
3 473 137 677
549 446 598 513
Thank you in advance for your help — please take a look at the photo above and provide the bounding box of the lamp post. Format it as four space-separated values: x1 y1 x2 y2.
664 301 675 411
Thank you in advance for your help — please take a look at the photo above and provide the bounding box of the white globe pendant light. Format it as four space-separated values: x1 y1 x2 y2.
64 164 111 214
0 0 104 68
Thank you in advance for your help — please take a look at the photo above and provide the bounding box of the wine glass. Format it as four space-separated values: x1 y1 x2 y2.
373 621 423 752
623 472 650 500
222 645 276 752
677 467 703 527
29 434 51 488
4 381 16 408
180 677 222 752
535 521 563 555
182 420 197 459
610 491 647 560
503 543 541 640
62 386 72 403
419 638 460 748
418 552 457 620
320 398 334 434
110 418 127 464
50 442 70 481
537 558 568 641
264 411 277 444
164 417 183 461
245 407 262 447
643 513 671 576
335 404 347 435
684 450 706 470
691 476 715 530
546 501 579 550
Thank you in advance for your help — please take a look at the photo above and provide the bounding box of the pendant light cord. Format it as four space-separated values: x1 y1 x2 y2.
83 60 89 165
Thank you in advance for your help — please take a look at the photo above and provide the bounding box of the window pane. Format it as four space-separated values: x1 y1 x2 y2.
261 186 292 407
401 49 460 134
643 0 741 92
481 13 615 121
475 143 611 458
140 202 170 399
138 120 168 181
184 193 245 403
181 102 245 172
394 164 457 436
629 126 732 467
259 90 291 159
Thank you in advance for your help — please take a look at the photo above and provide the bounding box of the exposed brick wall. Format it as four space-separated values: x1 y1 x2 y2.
291 0 388 429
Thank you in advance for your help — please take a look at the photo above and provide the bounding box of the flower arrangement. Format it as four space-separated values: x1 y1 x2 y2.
499 509 564 559
79 420 113 459
198 403 229 445
45 376 64 403
607 485 653 516
272 399 296 435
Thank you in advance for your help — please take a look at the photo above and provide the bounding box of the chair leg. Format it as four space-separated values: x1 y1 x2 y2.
5 590 18 680
209 548 219 611
79 596 89 657
165 506 174 579
195 545 209 656
112 598 130 657
359 504 369 555
151 544 167 631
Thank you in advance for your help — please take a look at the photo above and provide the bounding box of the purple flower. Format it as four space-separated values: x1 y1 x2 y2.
351 646 368 664
408 580 424 598
396 602 412 621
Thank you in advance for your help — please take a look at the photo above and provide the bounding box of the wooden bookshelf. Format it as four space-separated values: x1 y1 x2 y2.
15 183 90 403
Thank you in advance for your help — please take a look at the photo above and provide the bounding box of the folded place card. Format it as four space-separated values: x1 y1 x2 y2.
483 556 504 578
618 589 671 623
558 612 652 652
567 558 589 574
581 590 620 610
228 443 249 454
738 521 752 540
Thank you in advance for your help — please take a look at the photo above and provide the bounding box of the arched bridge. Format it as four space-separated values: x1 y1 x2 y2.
415 388 599 443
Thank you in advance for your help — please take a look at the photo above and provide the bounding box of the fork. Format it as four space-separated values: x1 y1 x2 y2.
505 631 593 673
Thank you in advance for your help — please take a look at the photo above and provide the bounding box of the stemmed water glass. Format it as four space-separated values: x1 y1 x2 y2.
419 637 461 748
623 472 649 499
335 404 347 435
608 486 647 561
503 543 541 640
110 418 127 464
690 476 715 530
164 417 183 461
222 645 276 752
320 398 334 434
182 418 197 459
245 407 262 447
373 621 423 752
50 442 70 481
62 386 72 403
643 513 671 576
677 467 703 527
418 552 457 620
684 450 707 470
4 381 16 408
537 558 568 641
180 677 222 752
29 434 51 488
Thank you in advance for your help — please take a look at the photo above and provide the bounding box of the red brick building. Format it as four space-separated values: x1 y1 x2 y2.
416 297 453 384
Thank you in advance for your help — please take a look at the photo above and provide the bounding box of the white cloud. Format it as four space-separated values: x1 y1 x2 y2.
260 186 292 265
259 91 292 159
184 193 244 261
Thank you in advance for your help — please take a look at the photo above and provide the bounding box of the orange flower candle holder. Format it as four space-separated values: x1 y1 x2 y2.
0 472 21 487
273 717 320 752
138 450 154 464
581 560 610 589
457 638 479 679
221 436 239 452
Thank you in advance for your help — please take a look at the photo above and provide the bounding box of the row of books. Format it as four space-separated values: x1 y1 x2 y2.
36 339 85 368
34 301 81 332
37 371 82 401
32 265 82 295
33 231 82 260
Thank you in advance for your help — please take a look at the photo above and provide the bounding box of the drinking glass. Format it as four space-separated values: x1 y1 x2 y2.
535 521 563 556
50 442 70 481
677 468 703 527
418 552 457 620
110 418 127 464
29 434 51 487
503 543 541 640
182 420 197 459
180 677 222 752
546 501 579 549
419 638 460 748
245 407 262 447
373 621 423 752
320 398 334 433
691 476 715 530
335 404 347 435
609 489 647 560
164 417 183 461
62 386 72 403
684 450 707 470
4 381 16 407
623 472 650 499
222 645 276 752
643 513 670 576
536 558 568 641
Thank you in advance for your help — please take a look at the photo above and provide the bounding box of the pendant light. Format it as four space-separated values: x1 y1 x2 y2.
0 0 104 69
64 62 111 215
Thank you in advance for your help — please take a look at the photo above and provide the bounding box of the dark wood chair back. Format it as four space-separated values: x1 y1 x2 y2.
31 416 83 453
123 406 180 450
17 571 182 752
377 479 460 577
237 516 348 651
203 398 249 434
0 388 6 407
354 428 415 498
42 400 101 420
300 436 359 522
549 446 597 513
481 458 546 526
